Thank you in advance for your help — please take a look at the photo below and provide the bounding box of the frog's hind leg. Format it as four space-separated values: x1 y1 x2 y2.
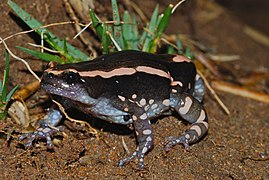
118 115 154 169
193 74 205 102
165 93 208 151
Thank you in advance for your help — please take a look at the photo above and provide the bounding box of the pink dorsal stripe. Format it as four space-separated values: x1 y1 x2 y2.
47 66 171 79
172 55 191 62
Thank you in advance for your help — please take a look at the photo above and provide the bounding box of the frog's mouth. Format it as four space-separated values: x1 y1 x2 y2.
40 81 96 105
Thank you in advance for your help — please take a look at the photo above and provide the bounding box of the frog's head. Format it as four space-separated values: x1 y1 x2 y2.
41 62 95 105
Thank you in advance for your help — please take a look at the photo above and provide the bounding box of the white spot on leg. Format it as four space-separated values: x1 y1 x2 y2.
43 127 51 133
143 129 152 135
190 125 202 136
142 147 148 154
188 83 192 89
132 94 137 99
118 95 126 101
146 136 152 141
172 89 177 93
195 74 201 81
185 134 190 139
139 98 146 106
149 99 154 104
132 115 137 121
140 113 147 120
144 105 150 111
162 99 170 106
201 121 209 129
151 104 158 110
171 81 183 87
179 97 192 114
197 110 206 122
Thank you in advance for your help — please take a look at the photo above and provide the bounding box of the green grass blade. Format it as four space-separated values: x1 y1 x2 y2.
17 46 67 63
111 0 124 49
8 0 89 62
89 9 103 39
131 15 139 50
0 80 2 96
2 51 10 102
101 24 110 54
176 36 183 54
150 4 173 52
156 4 173 37
167 46 176 54
185 47 194 60
139 29 147 49
6 85 19 102
142 4 159 52
123 11 133 49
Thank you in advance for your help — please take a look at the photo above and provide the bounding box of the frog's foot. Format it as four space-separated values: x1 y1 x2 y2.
163 135 190 152
118 148 141 168
18 109 63 149
118 142 152 169
18 125 63 149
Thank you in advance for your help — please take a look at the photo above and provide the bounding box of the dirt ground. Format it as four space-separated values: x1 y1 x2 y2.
0 0 269 179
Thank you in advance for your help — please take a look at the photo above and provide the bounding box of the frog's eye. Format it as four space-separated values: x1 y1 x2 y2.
63 71 80 84
123 115 131 121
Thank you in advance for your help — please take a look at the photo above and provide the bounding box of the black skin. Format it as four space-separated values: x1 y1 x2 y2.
20 50 208 169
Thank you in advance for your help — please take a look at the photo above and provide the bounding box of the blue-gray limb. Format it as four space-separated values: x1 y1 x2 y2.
164 93 208 151
118 117 154 169
18 109 63 149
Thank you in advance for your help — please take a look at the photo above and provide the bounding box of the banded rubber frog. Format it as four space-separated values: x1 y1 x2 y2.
20 50 208 169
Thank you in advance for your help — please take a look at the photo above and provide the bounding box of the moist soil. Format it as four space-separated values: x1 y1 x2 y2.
0 0 268 179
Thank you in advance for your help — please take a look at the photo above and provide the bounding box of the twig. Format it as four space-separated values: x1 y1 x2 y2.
121 137 130 154
106 31 122 51
73 22 92 39
28 43 60 53
0 21 77 42
198 70 230 115
172 0 186 14
211 81 269 104
0 37 40 81
52 99 98 135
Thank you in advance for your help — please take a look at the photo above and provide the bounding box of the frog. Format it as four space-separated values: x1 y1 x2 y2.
20 50 208 169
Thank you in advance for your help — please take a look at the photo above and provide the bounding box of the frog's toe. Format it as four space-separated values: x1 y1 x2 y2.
18 125 62 149
118 150 145 169
163 136 190 152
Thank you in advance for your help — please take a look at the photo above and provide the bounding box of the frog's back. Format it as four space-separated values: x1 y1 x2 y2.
55 50 196 76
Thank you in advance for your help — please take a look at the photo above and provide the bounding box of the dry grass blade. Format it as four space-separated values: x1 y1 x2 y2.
195 52 222 79
63 0 97 57
198 70 230 115
211 81 269 104
207 53 240 62
244 26 269 47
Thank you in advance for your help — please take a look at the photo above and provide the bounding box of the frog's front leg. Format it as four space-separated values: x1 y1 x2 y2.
164 93 208 151
118 116 154 169
19 109 63 149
